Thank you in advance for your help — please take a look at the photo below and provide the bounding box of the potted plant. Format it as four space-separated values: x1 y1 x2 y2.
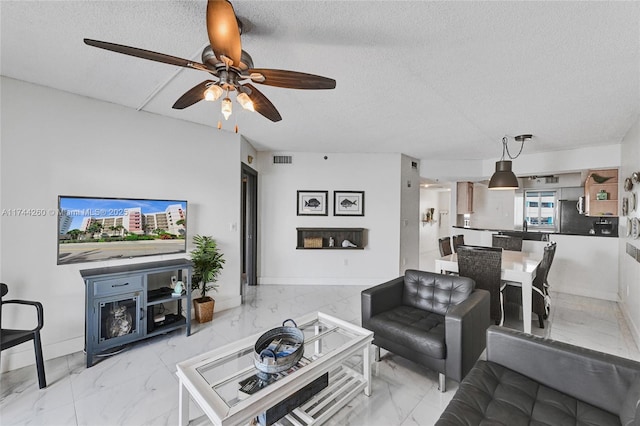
190 235 225 323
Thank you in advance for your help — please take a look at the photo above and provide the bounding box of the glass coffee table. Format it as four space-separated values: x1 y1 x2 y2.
176 312 373 426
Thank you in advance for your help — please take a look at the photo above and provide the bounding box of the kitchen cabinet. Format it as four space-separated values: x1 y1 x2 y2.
456 181 474 214
585 168 618 217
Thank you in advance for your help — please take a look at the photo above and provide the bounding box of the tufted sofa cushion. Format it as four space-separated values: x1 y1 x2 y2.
437 360 621 426
402 269 475 316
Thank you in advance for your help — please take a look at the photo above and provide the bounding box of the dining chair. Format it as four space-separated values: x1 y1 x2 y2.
542 241 557 319
504 243 554 328
456 245 504 325
438 236 453 257
451 234 465 253
543 241 557 294
492 234 523 252
1 283 47 388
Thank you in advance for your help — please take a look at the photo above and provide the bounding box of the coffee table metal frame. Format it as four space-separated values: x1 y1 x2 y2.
176 312 373 426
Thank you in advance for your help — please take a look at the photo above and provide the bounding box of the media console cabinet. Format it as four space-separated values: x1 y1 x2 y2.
81 259 193 367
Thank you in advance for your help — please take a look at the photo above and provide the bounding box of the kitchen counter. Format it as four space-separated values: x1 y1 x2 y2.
452 225 618 238
449 226 620 301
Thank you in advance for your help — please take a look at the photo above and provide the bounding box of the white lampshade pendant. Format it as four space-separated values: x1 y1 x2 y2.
236 92 255 112
204 85 223 102
221 97 232 120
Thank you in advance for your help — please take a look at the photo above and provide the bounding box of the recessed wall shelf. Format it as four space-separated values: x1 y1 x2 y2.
296 228 366 249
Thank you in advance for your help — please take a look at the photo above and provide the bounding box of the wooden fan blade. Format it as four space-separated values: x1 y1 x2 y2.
206 0 242 66
247 68 336 90
173 80 216 110
243 84 282 122
84 39 210 72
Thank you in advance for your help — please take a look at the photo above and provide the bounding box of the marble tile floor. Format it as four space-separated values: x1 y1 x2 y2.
1 283 638 426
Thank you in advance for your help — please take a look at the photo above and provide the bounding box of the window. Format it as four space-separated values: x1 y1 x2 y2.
525 191 557 230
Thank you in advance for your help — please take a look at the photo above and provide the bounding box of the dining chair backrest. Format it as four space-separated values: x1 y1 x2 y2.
452 234 465 253
456 245 503 324
546 242 557 278
438 236 453 257
492 234 523 252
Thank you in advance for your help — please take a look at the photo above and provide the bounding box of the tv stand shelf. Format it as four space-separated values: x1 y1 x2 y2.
81 259 192 367
296 227 366 249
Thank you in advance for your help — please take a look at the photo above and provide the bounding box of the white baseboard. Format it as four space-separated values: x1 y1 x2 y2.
1 336 84 373
258 277 386 286
619 301 640 352
552 286 618 302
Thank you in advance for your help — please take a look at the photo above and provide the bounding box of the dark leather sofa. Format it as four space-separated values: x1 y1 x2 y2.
361 269 491 392
437 326 640 425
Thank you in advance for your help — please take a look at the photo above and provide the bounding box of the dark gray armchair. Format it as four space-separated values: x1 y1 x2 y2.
361 269 491 392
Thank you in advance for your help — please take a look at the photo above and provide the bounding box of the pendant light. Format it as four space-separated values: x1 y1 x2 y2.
488 134 532 190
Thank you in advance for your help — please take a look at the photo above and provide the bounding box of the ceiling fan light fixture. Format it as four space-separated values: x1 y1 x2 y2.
236 92 254 111
221 97 233 120
204 85 223 101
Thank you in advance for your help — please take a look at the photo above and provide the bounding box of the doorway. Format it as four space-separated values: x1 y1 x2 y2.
241 164 258 294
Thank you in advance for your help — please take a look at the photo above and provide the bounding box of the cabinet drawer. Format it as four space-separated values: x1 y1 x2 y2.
93 276 143 297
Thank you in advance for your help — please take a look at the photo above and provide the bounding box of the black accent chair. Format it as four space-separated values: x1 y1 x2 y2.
361 269 491 392
451 234 465 253
456 245 504 325
505 242 555 328
0 283 46 389
438 237 452 257
492 234 523 251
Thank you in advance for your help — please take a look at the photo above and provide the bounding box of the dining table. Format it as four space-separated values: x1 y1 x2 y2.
435 249 543 334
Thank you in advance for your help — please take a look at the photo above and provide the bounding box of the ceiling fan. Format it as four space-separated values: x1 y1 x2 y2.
84 0 336 124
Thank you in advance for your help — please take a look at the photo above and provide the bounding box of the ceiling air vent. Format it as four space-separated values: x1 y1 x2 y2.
273 155 292 164
545 176 559 184
411 161 418 169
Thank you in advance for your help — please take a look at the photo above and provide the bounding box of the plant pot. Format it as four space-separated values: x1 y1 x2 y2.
193 296 215 323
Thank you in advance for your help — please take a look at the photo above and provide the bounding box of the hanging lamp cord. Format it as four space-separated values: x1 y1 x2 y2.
502 136 525 160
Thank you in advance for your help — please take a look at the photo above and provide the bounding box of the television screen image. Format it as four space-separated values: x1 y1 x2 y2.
57 196 187 265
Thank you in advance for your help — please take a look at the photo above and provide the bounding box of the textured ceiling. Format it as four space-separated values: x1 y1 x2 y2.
2 1 639 164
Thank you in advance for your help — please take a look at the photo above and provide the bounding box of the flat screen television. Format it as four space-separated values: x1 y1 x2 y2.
57 196 187 265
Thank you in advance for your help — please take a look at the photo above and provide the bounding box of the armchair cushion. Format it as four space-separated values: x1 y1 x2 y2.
366 305 446 359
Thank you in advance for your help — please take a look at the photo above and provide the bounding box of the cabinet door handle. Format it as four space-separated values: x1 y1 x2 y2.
111 282 129 288
140 307 145 320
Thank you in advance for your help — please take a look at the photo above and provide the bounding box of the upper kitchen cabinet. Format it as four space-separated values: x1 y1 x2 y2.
457 181 474 214
585 168 618 217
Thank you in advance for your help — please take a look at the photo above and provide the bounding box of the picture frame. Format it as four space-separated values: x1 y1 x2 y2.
297 190 328 216
334 191 364 216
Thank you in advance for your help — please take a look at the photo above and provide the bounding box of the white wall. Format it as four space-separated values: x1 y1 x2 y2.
419 189 441 254
481 144 622 177
619 116 640 348
256 152 405 285
469 183 515 230
0 77 243 371
548 234 619 301
399 155 420 273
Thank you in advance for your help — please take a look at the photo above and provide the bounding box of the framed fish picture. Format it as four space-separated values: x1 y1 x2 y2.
334 191 364 216
297 190 328 216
